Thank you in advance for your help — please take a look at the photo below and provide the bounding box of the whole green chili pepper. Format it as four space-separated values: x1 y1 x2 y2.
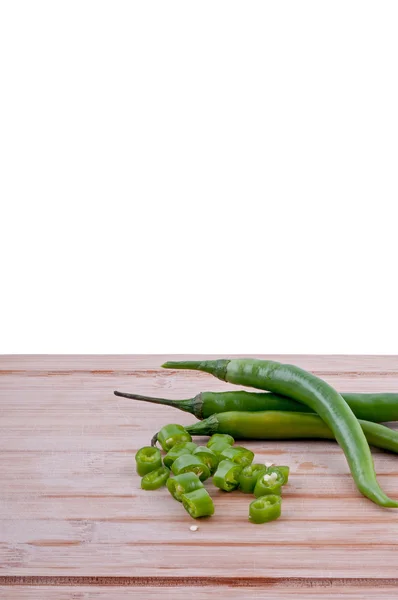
167 472 204 501
163 442 197 468
171 454 210 481
213 459 243 491
135 446 162 476
181 488 214 519
163 359 398 508
249 495 282 523
115 389 398 423
219 445 254 467
156 424 192 451
254 470 284 497
141 466 170 490
192 446 218 474
239 464 267 493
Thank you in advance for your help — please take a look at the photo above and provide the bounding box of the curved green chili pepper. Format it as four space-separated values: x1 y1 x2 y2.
254 470 284 497
219 445 254 467
181 488 214 519
163 442 197 468
249 495 282 523
239 464 267 493
171 454 210 481
141 466 170 490
156 424 192 451
135 446 162 476
213 459 243 491
163 359 398 508
115 389 398 423
192 446 218 474
167 472 204 501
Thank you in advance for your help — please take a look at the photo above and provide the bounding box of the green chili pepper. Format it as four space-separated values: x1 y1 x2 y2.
207 439 234 456
163 359 398 508
135 446 162 476
207 433 234 448
213 459 243 491
238 464 267 493
171 454 210 481
192 446 218 475
167 472 204 502
269 465 290 484
163 442 197 468
181 488 214 519
254 470 284 497
114 389 398 423
141 466 170 490
219 445 254 467
249 495 282 524
156 424 192 451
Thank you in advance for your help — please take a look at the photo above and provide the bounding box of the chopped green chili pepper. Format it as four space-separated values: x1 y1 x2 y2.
135 446 162 476
269 465 289 484
249 494 282 523
171 454 210 481
213 459 243 491
155 424 192 452
254 470 284 497
207 433 234 448
219 445 254 467
167 472 204 502
192 446 218 475
141 466 170 490
181 488 214 519
163 358 398 507
207 439 234 456
238 464 267 493
163 442 197 468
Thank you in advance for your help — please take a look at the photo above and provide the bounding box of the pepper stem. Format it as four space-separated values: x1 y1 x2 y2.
185 414 220 437
161 360 230 381
114 390 196 415
151 432 159 447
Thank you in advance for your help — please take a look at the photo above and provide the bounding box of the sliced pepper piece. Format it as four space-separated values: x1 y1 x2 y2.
167 472 204 502
163 442 197 468
213 459 243 491
135 446 162 476
157 424 192 452
171 454 211 481
254 470 284 497
141 466 170 490
270 465 290 484
220 445 254 467
182 488 215 519
249 494 282 523
207 433 234 449
238 463 267 494
192 446 219 475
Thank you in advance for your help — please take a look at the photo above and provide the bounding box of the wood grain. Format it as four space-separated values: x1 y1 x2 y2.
1 355 398 595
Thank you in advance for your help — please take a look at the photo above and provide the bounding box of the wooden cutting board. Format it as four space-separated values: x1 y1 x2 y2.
1 355 398 599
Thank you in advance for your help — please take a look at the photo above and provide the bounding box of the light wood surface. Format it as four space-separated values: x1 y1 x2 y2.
1 355 398 597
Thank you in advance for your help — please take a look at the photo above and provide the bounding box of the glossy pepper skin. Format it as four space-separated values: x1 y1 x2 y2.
163 442 197 468
181 488 214 519
213 459 243 491
184 410 398 456
135 446 162 476
167 472 204 502
192 446 218 475
207 433 234 447
239 464 267 493
156 424 192 452
114 389 398 423
171 454 210 481
163 359 398 508
249 495 282 523
219 445 254 467
141 466 170 490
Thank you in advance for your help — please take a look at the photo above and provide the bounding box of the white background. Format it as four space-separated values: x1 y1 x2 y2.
1 1 397 354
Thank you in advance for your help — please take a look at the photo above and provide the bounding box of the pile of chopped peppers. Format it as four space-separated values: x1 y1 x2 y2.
135 426 289 522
